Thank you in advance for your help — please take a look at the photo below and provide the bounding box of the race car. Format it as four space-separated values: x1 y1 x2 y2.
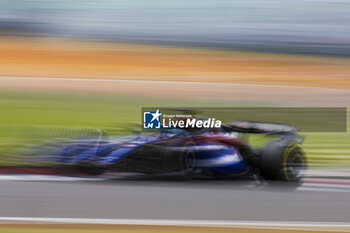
37 120 307 183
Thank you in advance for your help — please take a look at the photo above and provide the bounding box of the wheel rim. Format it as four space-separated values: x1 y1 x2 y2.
184 151 196 172
286 148 306 179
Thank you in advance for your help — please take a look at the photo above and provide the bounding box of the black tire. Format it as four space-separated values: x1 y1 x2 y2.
180 142 197 179
260 140 307 182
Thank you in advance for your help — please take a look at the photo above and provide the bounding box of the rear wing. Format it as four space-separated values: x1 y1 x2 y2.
226 121 299 134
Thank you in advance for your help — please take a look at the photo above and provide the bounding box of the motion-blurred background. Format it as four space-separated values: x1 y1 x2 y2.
1 0 350 56
0 0 350 175
1 1 350 232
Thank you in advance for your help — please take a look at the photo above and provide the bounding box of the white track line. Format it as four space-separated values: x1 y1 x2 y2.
0 175 104 182
1 76 349 92
297 187 350 193
0 217 349 231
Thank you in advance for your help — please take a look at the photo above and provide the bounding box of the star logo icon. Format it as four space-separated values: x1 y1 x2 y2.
143 109 162 129
151 109 161 122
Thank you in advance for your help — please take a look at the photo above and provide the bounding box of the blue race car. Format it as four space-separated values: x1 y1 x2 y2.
43 121 307 183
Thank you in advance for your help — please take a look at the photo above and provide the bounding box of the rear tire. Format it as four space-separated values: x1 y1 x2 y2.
260 140 307 182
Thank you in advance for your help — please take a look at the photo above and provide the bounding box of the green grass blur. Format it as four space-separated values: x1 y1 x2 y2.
0 92 349 167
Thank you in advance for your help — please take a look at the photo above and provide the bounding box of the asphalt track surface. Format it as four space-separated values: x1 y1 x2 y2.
1 175 350 223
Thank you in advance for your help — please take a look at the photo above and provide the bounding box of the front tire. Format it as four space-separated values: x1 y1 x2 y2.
180 142 197 179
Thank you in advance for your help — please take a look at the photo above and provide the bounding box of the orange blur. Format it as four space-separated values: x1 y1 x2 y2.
1 37 350 89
